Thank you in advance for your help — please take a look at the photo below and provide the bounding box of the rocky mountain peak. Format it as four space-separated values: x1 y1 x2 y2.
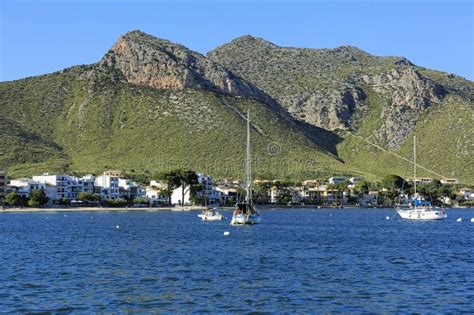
229 35 277 48
98 30 273 103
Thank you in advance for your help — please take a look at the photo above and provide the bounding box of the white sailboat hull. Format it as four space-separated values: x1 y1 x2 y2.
230 213 261 225
396 207 447 220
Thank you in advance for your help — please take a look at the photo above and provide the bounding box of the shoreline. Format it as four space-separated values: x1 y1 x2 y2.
0 206 222 213
1 205 468 213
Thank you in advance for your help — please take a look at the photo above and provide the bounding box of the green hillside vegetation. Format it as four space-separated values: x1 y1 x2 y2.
0 69 356 180
338 95 474 184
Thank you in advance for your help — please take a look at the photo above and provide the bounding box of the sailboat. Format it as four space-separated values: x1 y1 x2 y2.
230 109 261 225
395 136 447 220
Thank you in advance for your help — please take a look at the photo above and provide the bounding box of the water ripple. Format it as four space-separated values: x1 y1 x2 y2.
0 208 473 312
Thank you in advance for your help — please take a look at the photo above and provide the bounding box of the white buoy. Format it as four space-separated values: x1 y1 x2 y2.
116 225 120 229
386 216 390 220
456 218 462 222
223 231 230 236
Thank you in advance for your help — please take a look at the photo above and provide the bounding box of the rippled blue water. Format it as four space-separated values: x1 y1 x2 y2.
1 208 473 313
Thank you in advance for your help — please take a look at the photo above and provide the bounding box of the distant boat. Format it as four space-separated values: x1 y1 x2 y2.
395 136 446 220
230 109 261 225
198 208 224 221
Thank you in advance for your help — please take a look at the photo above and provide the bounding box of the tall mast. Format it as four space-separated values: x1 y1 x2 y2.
246 109 252 205
413 135 417 208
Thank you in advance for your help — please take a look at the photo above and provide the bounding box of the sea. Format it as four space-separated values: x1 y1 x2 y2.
0 208 473 313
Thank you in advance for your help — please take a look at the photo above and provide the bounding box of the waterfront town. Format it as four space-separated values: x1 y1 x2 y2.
0 169 472 209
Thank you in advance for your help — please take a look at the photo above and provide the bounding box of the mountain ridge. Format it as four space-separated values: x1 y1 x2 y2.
1 30 472 183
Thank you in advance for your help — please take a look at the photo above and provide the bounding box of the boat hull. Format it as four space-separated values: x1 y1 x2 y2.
198 210 224 221
198 214 223 221
230 213 261 225
396 207 447 220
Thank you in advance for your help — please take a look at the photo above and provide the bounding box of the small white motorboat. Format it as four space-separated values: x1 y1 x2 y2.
198 208 224 221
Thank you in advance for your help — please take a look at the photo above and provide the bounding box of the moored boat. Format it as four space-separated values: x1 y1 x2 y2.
198 208 224 221
395 135 446 221
230 109 261 226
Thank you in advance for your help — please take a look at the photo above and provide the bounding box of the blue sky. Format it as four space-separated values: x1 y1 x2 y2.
1 0 473 81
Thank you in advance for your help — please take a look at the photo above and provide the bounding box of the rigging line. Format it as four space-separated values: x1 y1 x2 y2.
345 131 448 179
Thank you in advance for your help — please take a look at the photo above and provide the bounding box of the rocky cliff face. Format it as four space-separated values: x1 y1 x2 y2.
361 67 446 110
98 31 273 105
359 67 447 148
208 36 465 148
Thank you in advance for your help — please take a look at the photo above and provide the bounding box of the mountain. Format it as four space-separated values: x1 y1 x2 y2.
208 35 474 183
0 31 350 180
1 31 472 183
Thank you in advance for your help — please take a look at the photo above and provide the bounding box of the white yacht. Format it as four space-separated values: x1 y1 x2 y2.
230 109 261 226
395 136 446 220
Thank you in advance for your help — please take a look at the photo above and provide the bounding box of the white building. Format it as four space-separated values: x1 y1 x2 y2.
441 178 459 185
171 185 191 206
146 186 168 206
95 172 120 200
216 186 238 206
170 174 221 206
408 177 433 185
118 178 145 200
82 175 95 194
32 174 84 201
328 177 347 184
198 173 220 206
459 188 473 201
9 178 47 198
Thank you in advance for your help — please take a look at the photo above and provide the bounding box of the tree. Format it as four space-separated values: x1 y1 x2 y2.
178 170 199 206
157 169 198 206
28 189 49 207
106 198 128 207
78 192 100 202
190 195 204 206
6 192 22 207
353 180 369 200
59 197 70 206
253 183 271 205
132 197 150 205
380 175 406 205
381 174 405 191
156 170 182 205
276 188 292 204
422 179 443 201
